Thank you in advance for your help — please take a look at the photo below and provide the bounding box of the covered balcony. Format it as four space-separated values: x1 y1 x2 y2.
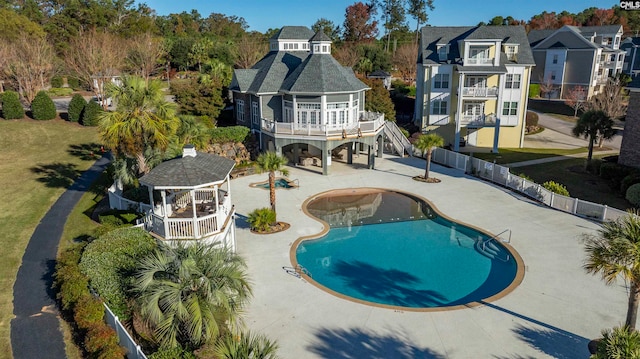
261 111 385 137
460 114 497 127
461 86 498 98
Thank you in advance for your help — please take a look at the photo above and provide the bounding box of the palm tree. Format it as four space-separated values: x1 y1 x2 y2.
98 75 179 175
255 152 289 219
572 110 615 169
132 242 251 349
413 133 444 180
592 326 640 359
584 210 640 330
214 331 279 359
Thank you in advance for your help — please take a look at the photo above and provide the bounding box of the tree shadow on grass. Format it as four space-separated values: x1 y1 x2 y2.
308 327 446 359
31 162 81 188
67 143 104 161
332 260 448 307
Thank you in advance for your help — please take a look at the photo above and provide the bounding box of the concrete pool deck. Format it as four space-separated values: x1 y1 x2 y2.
232 154 626 359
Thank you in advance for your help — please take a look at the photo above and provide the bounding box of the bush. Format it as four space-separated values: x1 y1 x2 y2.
54 244 90 311
84 322 122 356
622 174 640 195
525 111 538 128
1 90 24 119
209 126 251 144
528 84 540 98
51 75 63 88
67 76 81 90
627 184 640 207
82 99 102 126
31 90 57 120
399 127 410 138
149 347 196 359
517 172 534 181
247 207 276 231
543 181 570 196
600 162 635 191
79 227 156 319
98 210 141 227
47 87 73 97
586 158 603 175
68 94 86 122
73 294 105 330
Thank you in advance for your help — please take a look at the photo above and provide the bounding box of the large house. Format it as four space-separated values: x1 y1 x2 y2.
229 26 386 175
529 25 625 99
414 25 535 152
621 37 640 76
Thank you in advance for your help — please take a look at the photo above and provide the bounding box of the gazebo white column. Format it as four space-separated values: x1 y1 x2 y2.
161 190 169 237
190 189 199 238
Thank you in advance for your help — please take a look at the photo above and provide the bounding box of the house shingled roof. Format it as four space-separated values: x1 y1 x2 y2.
281 54 368 94
310 31 332 42
139 152 235 188
419 25 535 66
270 26 315 40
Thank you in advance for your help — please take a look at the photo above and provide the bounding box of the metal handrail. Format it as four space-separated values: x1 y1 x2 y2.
480 229 511 262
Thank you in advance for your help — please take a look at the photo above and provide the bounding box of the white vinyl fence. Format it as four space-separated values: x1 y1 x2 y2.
108 183 153 214
427 147 628 223
104 304 148 359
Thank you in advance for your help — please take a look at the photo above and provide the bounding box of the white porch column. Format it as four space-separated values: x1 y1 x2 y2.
321 95 327 135
147 185 154 214
454 73 465 152
161 190 169 237
191 189 199 238
292 95 297 128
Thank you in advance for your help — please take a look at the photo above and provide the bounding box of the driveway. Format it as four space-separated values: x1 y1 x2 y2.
533 111 623 150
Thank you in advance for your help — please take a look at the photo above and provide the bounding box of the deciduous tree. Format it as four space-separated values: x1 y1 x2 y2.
343 2 378 43
65 30 127 108
126 32 167 83
564 86 586 118
529 11 559 30
333 43 361 68
312 18 341 42
171 76 225 119
234 33 267 69
393 43 417 82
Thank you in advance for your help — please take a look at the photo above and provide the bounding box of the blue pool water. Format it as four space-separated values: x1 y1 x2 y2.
295 191 518 309
255 178 294 189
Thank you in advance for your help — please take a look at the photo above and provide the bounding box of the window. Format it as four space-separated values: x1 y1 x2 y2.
236 99 245 122
322 45 328 52
551 71 556 80
251 101 259 124
284 101 293 122
434 74 449 89
505 74 521 89
314 45 320 52
505 45 518 61
432 100 447 115
437 45 447 61
552 54 558 64
502 102 518 116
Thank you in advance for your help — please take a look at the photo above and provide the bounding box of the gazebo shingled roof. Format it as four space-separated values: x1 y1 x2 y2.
139 150 235 189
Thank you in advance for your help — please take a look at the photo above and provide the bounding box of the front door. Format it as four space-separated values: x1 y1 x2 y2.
464 102 484 121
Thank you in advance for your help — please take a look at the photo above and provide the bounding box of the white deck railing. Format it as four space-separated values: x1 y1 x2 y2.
261 112 384 137
150 195 232 240
461 87 498 97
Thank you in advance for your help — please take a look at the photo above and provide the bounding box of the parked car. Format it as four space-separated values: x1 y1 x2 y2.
92 95 112 107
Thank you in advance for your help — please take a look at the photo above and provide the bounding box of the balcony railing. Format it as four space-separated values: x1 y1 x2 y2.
460 114 497 127
465 57 494 65
261 111 385 137
462 87 498 97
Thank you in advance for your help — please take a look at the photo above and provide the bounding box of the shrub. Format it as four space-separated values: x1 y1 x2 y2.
31 91 57 120
51 75 63 88
68 94 86 122
399 127 410 138
67 76 81 90
54 244 90 311
82 99 102 126
98 210 141 227
528 83 540 98
149 347 196 359
627 184 640 207
517 173 534 181
543 181 570 196
73 294 105 330
47 87 73 97
247 207 276 231
594 327 640 359
600 162 635 191
79 227 156 319
586 158 603 175
1 90 24 119
622 174 640 195
525 111 538 128
209 126 251 144
84 322 121 356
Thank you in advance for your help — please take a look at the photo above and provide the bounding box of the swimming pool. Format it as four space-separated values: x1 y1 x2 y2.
249 177 297 190
293 188 523 311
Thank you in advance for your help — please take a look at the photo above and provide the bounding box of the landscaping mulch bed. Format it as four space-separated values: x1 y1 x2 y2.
412 176 441 183
251 222 290 234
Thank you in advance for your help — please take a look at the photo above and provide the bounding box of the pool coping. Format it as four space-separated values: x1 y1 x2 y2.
290 187 525 313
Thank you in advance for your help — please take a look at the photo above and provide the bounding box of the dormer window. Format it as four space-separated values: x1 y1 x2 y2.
504 45 518 61
437 45 448 61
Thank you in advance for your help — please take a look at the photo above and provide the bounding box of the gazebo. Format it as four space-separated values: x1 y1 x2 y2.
139 145 236 249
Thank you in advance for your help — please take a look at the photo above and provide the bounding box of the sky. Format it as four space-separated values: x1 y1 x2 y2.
139 0 621 33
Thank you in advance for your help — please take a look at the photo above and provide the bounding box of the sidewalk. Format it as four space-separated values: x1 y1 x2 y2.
506 149 619 168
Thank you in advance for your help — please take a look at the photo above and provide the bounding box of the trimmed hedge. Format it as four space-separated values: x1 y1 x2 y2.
82 99 102 126
68 94 86 122
31 91 57 120
209 125 250 144
79 227 156 319
1 90 24 119
600 162 635 191
67 76 81 90
627 184 640 207
622 174 640 195
98 209 141 227
51 75 63 88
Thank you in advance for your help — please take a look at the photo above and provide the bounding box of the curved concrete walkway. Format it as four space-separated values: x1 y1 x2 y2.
10 154 111 359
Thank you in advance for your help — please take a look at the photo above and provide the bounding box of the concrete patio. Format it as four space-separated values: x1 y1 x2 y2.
232 154 626 359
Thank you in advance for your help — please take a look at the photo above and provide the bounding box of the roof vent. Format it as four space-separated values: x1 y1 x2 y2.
182 145 197 158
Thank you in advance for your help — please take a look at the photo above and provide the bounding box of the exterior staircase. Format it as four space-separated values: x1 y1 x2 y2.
384 121 413 157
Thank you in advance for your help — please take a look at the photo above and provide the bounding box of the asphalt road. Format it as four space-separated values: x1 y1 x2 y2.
534 111 623 150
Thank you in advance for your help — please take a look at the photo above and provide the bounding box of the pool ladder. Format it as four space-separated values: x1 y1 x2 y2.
479 229 511 262
296 264 311 277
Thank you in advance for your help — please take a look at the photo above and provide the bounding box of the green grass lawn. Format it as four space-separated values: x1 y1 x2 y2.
467 147 588 164
0 119 99 359
516 157 632 211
